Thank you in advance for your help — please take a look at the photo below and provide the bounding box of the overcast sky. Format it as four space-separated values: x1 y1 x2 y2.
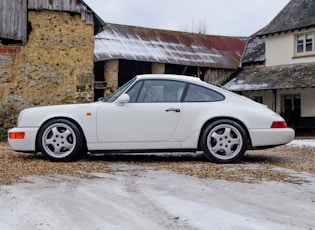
84 0 291 36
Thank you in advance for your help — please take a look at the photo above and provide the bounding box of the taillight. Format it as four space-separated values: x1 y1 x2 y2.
9 132 25 139
271 121 288 128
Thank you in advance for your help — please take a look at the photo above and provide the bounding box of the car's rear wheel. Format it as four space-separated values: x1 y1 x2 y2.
37 119 85 162
201 120 247 163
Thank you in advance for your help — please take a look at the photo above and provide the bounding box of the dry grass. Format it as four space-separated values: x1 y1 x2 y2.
0 141 314 185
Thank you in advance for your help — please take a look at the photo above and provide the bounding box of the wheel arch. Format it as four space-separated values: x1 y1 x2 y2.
197 117 252 150
35 117 87 152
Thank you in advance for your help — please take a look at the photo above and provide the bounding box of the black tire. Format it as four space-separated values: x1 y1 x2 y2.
200 119 247 163
37 119 85 162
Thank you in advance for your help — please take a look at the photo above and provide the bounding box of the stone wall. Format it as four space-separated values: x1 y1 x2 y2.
0 45 21 140
151 62 165 74
13 10 94 107
0 10 94 140
0 45 21 105
104 60 119 95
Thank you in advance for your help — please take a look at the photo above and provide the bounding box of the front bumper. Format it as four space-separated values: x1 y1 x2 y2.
249 128 295 147
8 127 39 152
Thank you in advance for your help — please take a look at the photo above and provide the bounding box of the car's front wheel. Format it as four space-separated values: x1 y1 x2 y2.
201 120 247 163
37 119 85 162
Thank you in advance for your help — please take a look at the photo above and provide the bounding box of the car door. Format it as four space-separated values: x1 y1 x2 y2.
96 79 186 143
172 83 226 142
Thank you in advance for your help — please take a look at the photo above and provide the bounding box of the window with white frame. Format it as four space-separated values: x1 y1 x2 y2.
296 32 315 55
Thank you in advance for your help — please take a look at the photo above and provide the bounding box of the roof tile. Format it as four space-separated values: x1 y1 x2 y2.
258 0 315 36
224 63 315 91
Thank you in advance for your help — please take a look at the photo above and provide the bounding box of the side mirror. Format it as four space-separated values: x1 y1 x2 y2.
115 93 130 106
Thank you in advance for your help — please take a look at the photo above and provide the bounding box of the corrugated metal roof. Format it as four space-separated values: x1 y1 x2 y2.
28 0 95 25
94 24 247 69
223 63 315 91
28 0 82 12
0 0 104 42
0 0 27 43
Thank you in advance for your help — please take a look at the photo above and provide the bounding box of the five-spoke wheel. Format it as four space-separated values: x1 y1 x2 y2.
201 120 247 163
37 119 85 161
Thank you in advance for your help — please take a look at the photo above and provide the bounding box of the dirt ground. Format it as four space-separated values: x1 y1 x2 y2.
0 142 314 185
0 141 314 229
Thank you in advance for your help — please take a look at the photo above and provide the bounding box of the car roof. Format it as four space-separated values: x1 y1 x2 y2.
136 74 240 97
136 74 202 84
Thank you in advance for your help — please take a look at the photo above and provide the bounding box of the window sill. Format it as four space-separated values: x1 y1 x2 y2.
292 53 315 59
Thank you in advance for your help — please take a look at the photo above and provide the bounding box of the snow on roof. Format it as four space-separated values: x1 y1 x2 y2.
224 62 315 91
241 32 265 65
94 24 247 69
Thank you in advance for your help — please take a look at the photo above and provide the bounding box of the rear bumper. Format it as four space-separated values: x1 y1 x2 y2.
249 128 295 148
8 127 39 152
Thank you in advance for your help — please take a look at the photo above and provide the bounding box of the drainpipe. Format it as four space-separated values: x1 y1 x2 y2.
272 89 277 113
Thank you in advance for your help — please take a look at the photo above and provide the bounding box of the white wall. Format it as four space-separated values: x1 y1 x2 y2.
243 88 315 117
266 30 315 67
243 90 274 110
300 88 315 117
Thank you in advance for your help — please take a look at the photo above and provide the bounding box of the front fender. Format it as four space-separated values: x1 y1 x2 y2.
17 104 101 143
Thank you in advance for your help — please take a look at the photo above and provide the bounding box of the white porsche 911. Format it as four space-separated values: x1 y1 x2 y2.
8 74 294 163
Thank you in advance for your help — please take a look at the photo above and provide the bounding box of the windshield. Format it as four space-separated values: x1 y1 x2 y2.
101 77 136 102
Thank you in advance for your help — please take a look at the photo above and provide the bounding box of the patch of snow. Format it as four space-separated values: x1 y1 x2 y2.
0 166 314 229
287 139 315 148
94 28 229 66
224 82 269 91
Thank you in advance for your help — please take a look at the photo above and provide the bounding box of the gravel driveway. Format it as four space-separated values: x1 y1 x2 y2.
0 140 314 229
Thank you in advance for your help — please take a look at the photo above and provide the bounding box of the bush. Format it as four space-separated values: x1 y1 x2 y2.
0 105 20 141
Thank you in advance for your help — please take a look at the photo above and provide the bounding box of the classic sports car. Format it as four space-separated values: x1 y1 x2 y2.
8 74 295 163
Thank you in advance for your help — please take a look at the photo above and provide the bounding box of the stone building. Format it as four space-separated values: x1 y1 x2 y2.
0 0 104 139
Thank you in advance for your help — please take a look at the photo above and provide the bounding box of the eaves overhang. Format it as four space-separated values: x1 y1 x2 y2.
224 63 315 91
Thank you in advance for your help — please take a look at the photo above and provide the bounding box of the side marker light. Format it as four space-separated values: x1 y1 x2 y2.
9 132 25 139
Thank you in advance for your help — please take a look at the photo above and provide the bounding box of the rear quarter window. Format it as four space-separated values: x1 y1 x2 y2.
184 84 225 102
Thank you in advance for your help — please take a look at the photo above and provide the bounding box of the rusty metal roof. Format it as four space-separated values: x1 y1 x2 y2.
224 63 315 91
94 24 247 69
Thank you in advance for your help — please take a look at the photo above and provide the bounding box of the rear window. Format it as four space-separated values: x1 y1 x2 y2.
184 84 224 102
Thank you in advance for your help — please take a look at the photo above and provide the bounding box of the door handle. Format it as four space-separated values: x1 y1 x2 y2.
165 108 181 113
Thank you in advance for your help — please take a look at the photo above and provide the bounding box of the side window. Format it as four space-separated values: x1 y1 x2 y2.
184 84 224 102
137 80 186 103
127 81 143 103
